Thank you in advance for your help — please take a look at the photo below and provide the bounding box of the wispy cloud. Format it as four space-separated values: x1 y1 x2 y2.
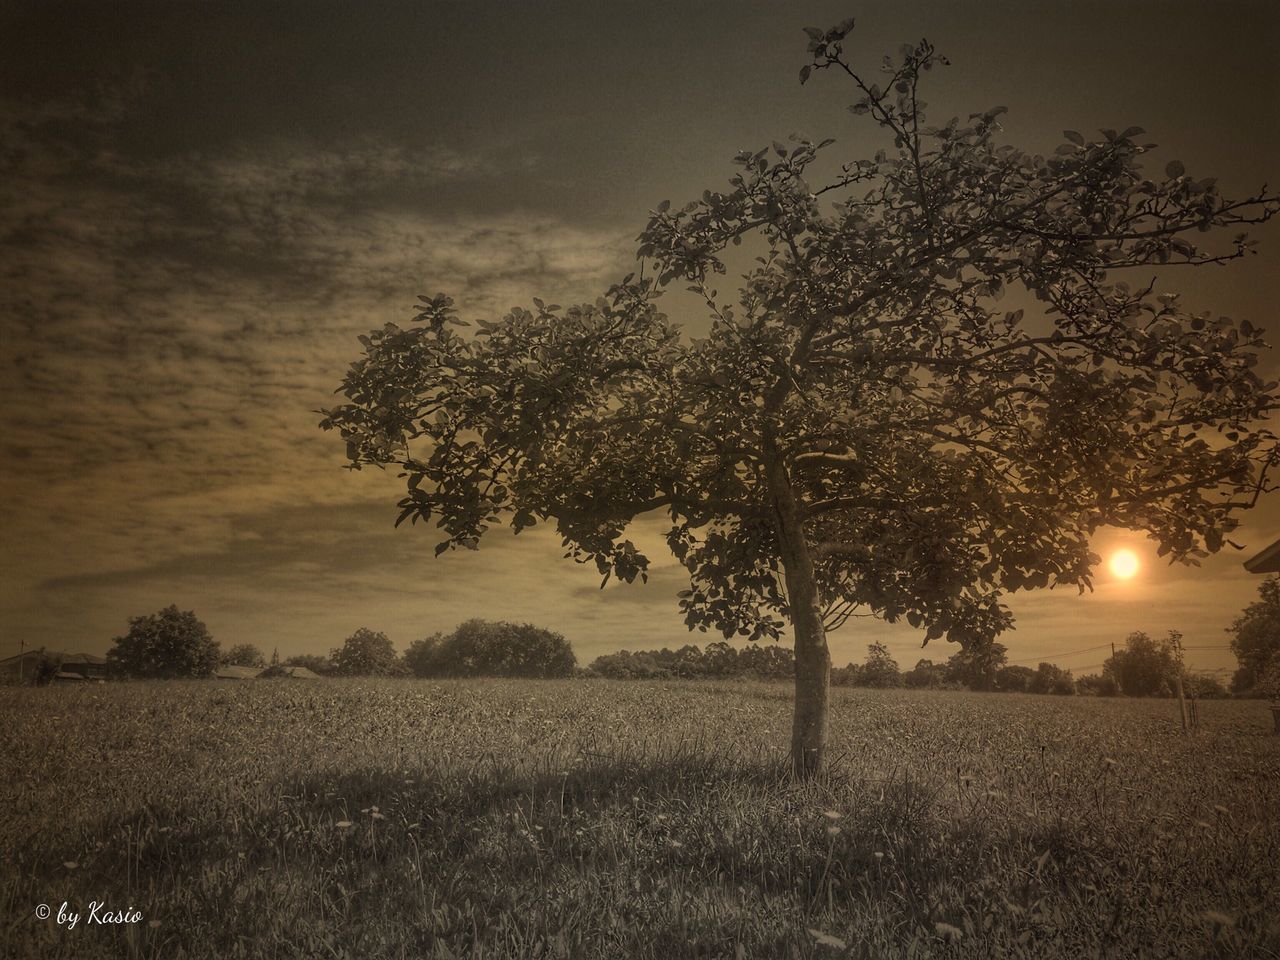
0 85 636 652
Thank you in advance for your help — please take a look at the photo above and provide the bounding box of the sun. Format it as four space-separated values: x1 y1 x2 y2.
1109 549 1140 580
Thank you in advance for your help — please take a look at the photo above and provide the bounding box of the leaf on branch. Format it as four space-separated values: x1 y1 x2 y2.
1166 160 1185 178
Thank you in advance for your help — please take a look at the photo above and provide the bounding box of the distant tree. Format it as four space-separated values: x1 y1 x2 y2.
220 644 266 669
902 658 950 689
106 606 219 679
994 664 1036 693
1028 662 1075 695
859 642 902 688
36 652 63 686
1104 631 1179 696
322 19 1279 776
330 628 401 677
402 633 444 677
947 642 1009 691
404 620 576 678
1227 577 1280 694
1184 674 1228 699
830 662 862 687
589 649 669 680
1256 660 1280 702
1076 673 1120 697
283 653 335 676
737 642 794 679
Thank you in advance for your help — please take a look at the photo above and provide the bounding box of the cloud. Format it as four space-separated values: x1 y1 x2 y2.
0 86 637 650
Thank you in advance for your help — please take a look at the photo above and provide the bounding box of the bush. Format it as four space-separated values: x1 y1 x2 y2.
994 665 1036 693
1076 673 1120 697
1184 674 1228 699
406 620 576 678
1028 662 1075 695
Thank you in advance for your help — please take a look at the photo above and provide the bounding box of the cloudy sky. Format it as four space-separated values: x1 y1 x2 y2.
2 0 1278 675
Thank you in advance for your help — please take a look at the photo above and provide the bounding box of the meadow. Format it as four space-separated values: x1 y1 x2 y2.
1 678 1277 959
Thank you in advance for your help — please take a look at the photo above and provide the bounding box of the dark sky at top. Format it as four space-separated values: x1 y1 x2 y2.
2 1 1278 674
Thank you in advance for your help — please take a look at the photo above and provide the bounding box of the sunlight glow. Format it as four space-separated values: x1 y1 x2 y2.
1109 549 1140 580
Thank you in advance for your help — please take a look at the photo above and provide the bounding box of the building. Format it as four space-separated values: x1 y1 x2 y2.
1243 537 1280 574
1 649 108 684
214 665 264 679
0 649 53 684
58 653 108 681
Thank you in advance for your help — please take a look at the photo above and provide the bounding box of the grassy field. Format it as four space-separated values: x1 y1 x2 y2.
2 679 1277 959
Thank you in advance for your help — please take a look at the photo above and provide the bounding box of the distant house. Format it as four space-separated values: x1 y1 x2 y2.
59 653 108 681
214 665 263 680
280 665 320 679
1244 537 1280 574
0 649 52 684
1 649 108 684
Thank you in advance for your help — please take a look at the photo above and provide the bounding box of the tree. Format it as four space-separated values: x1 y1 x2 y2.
860 641 902 687
106 606 219 679
330 628 401 677
1227 576 1280 693
1104 631 1179 696
1184 674 1228 699
220 643 266 668
321 19 1279 776
947 642 1009 691
994 664 1036 693
1028 661 1075 695
1076 673 1119 696
403 620 576 678
903 658 949 689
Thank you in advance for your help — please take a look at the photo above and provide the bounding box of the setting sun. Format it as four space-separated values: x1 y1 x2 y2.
1109 549 1140 580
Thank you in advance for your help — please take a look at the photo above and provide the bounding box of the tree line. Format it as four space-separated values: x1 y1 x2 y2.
10 608 577 682
14 570 1280 698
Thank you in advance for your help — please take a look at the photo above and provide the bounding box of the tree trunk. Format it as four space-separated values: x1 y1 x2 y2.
767 456 831 779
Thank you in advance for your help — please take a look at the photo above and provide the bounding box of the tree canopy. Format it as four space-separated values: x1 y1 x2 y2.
404 620 577 678
1104 631 1179 697
1228 576 1280 694
220 643 266 669
322 18 1278 774
106 605 219 679
330 628 401 677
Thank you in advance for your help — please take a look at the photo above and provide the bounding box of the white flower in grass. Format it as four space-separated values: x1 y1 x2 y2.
822 810 843 821
807 929 848 950
335 821 353 829
935 922 963 942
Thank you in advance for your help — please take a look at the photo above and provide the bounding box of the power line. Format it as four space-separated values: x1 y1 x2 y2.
1007 643 1110 665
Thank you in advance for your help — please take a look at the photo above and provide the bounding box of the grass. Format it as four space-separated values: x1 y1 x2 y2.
1 678 1278 958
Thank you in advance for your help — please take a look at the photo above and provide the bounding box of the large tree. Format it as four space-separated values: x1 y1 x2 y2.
322 19 1278 775
1227 576 1280 693
1104 631 1180 697
330 628 401 677
106 606 219 679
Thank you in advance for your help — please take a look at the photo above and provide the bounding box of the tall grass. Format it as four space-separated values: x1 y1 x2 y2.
2 679 1277 958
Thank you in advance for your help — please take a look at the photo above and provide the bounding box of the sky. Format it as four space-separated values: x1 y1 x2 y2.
1 1 1278 676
